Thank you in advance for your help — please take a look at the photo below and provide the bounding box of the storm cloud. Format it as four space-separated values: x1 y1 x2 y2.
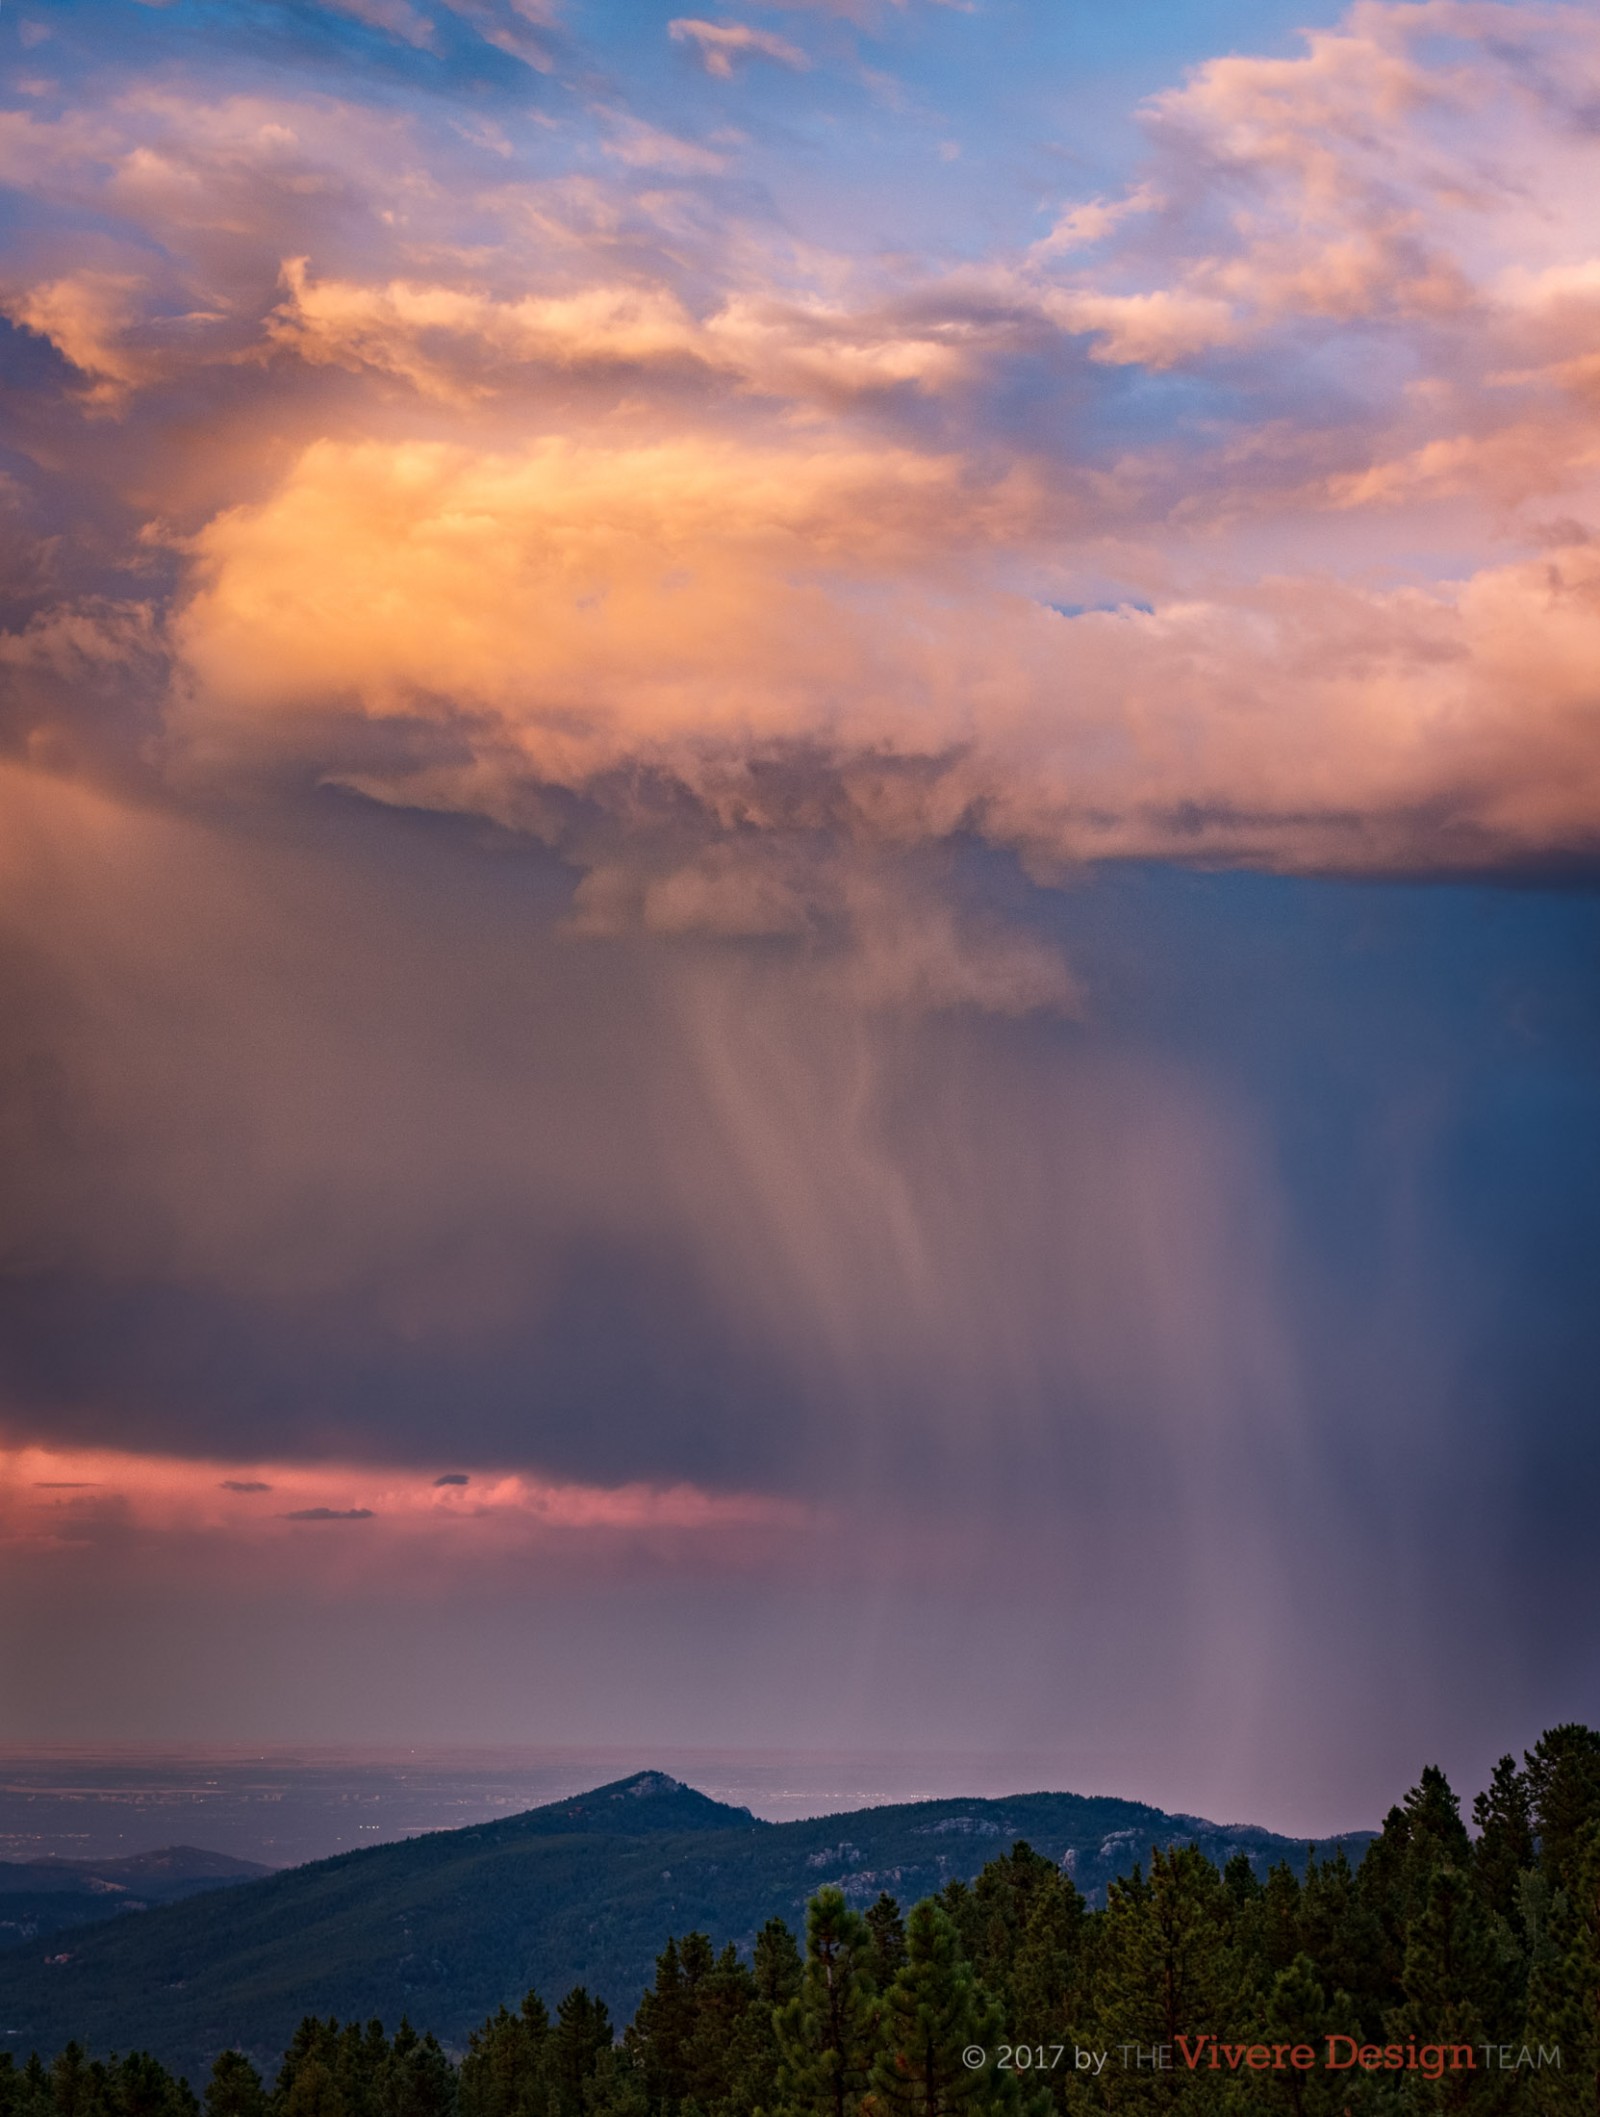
2 0 1599 1829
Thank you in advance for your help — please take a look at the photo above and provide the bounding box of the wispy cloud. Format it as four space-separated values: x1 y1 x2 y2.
667 18 811 77
1 1443 811 1578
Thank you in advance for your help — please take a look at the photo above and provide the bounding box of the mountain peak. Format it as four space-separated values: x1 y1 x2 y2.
494 1771 765 1840
610 1771 686 1798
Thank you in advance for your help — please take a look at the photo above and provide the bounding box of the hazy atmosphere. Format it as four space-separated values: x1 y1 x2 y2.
3 0 1599 1838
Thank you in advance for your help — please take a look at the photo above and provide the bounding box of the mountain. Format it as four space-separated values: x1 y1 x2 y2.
0 1772 1371 2082
0 1847 274 1948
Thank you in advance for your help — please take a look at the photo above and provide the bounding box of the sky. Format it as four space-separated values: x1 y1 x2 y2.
1 0 1599 1838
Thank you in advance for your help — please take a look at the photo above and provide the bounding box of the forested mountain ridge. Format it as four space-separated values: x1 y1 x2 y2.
0 1852 273 1948
1 1727 1597 2113
0 1774 1367 2079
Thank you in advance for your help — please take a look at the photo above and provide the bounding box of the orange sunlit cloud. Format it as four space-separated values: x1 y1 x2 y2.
169 431 1600 878
0 1444 814 1571
5 2 1592 894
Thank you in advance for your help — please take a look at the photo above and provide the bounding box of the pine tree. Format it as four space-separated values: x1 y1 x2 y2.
1526 1727 1600 1898
1258 1955 1344 2117
725 1921 799 2116
774 1890 879 2117
755 1922 803 2010
628 1937 687 2117
936 1888 980 1983
867 1900 1009 2117
1009 1873 1084 2050
346 2024 392 2117
376 2025 456 2117
205 2055 268 2117
1387 1860 1515 2111
110 2055 195 2117
684 1947 757 2114
1472 1757 1535 1928
581 2051 647 2117
1221 1856 1260 1913
276 2057 342 2117
964 1847 1078 2030
1080 1849 1236 2112
275 2020 391 2117
549 1993 614 2117
1298 1846 1387 2042
20 2057 52 2117
459 1995 550 2117
1407 1768 1476 1868
1523 1820 1600 2116
49 2047 110 2117
275 2023 341 2117
626 1932 754 2117
1256 1863 1304 1981
1358 1765 1475 2015
866 1901 907 1990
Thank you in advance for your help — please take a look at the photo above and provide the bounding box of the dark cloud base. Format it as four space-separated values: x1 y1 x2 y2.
0 1249 811 1491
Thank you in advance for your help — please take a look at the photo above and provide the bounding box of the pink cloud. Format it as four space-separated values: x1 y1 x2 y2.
0 1442 813 1581
667 18 811 77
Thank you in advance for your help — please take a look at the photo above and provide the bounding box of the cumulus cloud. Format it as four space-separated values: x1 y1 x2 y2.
267 261 706 399
2 272 159 400
267 260 976 403
163 427 1600 877
4 2 1597 899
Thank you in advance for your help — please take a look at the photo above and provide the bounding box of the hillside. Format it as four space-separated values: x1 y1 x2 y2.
0 1771 1370 2081
0 1847 273 1948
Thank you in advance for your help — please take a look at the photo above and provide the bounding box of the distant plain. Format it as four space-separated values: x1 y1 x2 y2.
0 1750 1213 1866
